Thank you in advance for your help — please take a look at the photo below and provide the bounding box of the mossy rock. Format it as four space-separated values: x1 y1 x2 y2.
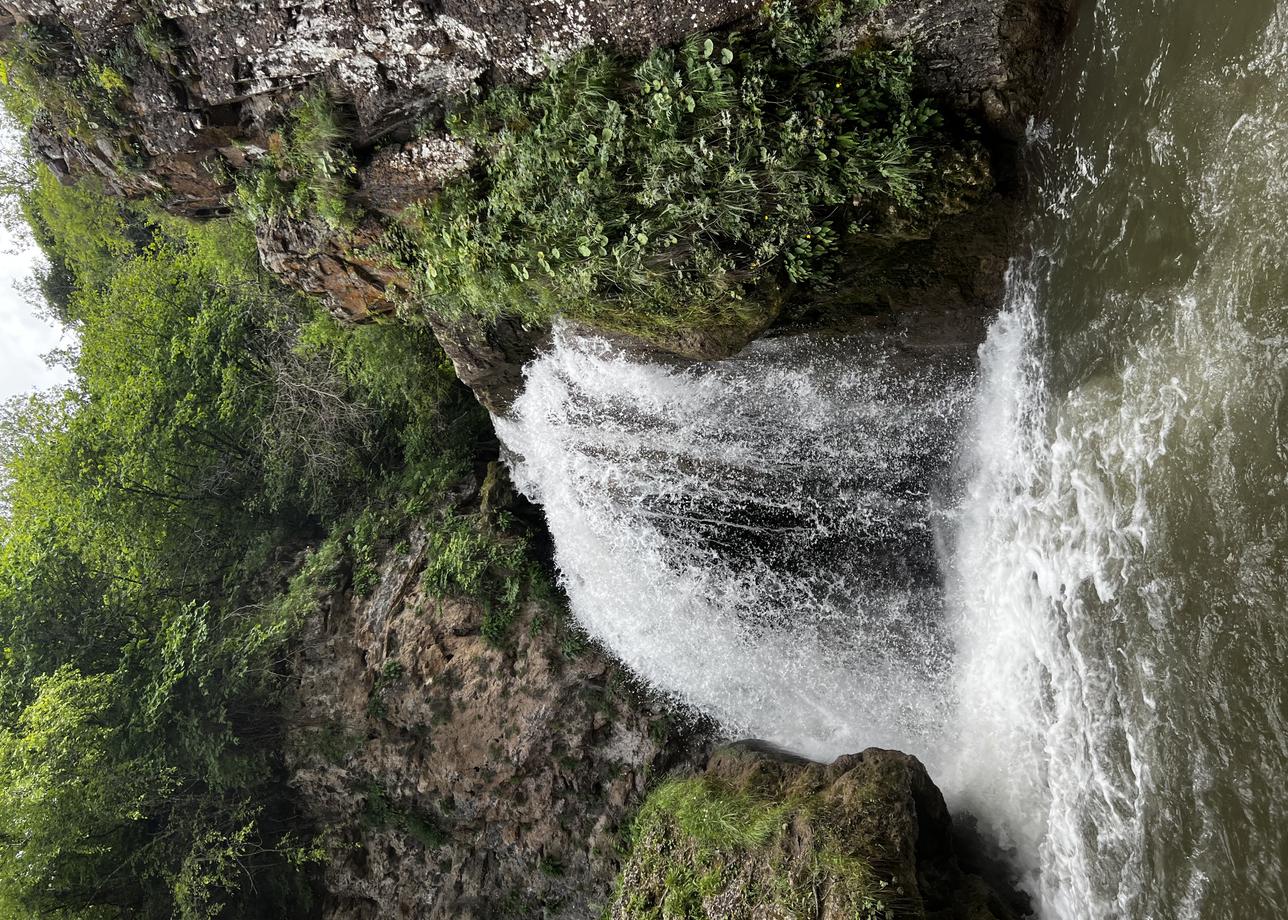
608 743 1029 920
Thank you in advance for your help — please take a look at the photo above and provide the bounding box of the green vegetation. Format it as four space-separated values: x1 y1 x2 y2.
614 775 905 920
421 510 548 644
234 90 358 229
367 659 405 719
133 14 178 65
361 781 448 848
0 165 523 919
0 21 142 136
388 0 976 344
639 777 790 851
0 2 995 915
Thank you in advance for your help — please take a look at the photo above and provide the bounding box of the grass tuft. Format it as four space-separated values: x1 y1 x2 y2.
234 89 357 229
641 778 788 851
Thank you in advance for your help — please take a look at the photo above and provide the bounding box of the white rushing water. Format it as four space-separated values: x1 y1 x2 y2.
940 269 1162 919
495 1 1288 916
495 330 970 758
942 4 1288 917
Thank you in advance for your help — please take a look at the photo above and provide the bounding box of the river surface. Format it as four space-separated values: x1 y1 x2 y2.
496 1 1288 917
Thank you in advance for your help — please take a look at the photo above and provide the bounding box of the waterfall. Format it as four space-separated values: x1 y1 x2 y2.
494 329 970 759
940 267 1160 918
494 2 1288 916
939 4 1288 917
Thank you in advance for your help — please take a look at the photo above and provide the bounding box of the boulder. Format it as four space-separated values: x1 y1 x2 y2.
610 741 1030 919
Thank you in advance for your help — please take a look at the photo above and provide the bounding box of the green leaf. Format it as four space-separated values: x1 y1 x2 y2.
721 48 734 65
703 38 715 58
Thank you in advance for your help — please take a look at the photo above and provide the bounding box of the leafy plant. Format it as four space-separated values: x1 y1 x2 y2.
367 659 404 719
0 22 134 135
391 0 977 344
235 90 358 229
420 512 543 644
0 173 490 918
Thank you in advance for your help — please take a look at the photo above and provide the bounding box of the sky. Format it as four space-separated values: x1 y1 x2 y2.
0 112 74 404
0 229 72 402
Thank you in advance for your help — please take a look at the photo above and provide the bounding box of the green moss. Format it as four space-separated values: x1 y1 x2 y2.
387 0 980 347
613 774 906 920
89 62 128 94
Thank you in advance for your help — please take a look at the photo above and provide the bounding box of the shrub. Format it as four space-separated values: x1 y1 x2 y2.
361 782 447 848
421 512 541 644
0 170 489 919
392 0 974 343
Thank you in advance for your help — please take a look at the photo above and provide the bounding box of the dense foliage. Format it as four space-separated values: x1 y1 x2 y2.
390 0 976 342
0 19 139 137
0 166 489 919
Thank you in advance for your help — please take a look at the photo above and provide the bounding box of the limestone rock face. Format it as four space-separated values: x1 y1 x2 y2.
285 522 707 920
610 742 1030 920
9 0 768 321
424 312 552 416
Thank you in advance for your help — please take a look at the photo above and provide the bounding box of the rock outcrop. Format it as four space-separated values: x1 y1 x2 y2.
611 742 1030 919
285 519 708 920
15 0 765 215
7 0 770 320
6 0 1074 404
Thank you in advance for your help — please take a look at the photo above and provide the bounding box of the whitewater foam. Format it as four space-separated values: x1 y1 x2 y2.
495 329 970 760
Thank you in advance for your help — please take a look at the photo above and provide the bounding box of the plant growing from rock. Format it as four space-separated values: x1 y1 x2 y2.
0 22 137 136
420 511 544 645
234 90 358 230
391 0 983 345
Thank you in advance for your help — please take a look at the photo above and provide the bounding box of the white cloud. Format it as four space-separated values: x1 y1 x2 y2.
0 234 74 402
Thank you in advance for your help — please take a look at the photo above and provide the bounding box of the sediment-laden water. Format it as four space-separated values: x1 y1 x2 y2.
945 0 1288 915
497 1 1288 916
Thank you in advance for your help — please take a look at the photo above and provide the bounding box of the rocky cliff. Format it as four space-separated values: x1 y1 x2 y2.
5 0 1073 408
283 515 1031 920
285 513 710 919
